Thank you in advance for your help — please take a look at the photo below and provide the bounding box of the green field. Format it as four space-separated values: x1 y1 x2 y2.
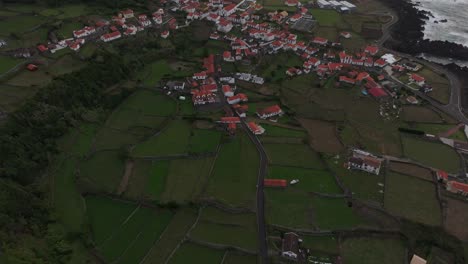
168 242 225 264
402 135 460 173
85 196 138 245
403 123 466 141
138 60 189 86
265 188 312 228
261 124 307 138
384 172 441 226
0 15 46 35
191 207 257 250
310 196 366 230
188 129 221 153
268 166 342 194
142 208 198 263
326 156 385 203
0 56 23 75
132 120 192 157
122 90 176 116
264 143 325 169
204 133 259 208
161 158 215 203
302 235 339 254
124 160 169 201
341 238 407 264
310 9 344 27
223 253 257 264
78 151 124 193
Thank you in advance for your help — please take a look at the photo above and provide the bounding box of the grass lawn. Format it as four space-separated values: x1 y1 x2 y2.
51 157 85 233
310 196 366 230
191 221 257 251
326 156 384 204
310 9 343 27
204 133 259 208
265 188 312 228
223 253 257 264
93 127 141 150
341 237 407 264
85 196 138 245
168 242 225 264
98 207 173 263
188 129 221 153
384 172 441 226
132 120 192 157
142 208 198 264
122 90 176 116
78 151 124 193
417 67 450 104
48 54 86 76
260 124 307 138
125 160 169 201
0 56 23 75
178 99 195 115
56 21 83 39
401 135 460 173
264 143 325 169
302 235 339 254
161 158 215 203
138 60 188 86
268 166 342 194
0 15 46 35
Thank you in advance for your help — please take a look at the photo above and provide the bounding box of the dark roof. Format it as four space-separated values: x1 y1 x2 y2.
282 232 299 253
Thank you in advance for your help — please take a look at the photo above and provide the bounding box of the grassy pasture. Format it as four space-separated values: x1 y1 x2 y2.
302 235 339 254
384 172 441 226
260 124 307 138
0 56 23 75
309 196 366 230
78 151 124 193
310 9 344 27
122 90 176 116
264 143 325 169
401 135 460 173
188 129 221 153
142 208 198 263
98 207 173 263
0 15 46 35
168 242 225 264
190 221 257 251
326 156 384 203
204 133 259 208
85 196 138 245
161 158 215 203
268 166 342 194
223 253 257 264
341 237 407 264
417 67 450 104
132 120 192 157
125 160 169 201
93 127 141 150
138 60 189 86
265 188 312 228
401 106 443 123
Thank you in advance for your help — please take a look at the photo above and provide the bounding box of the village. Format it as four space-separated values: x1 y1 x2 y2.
1 0 468 263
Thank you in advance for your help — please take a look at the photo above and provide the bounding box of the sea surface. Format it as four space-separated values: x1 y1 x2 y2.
410 0 468 46
410 0 468 66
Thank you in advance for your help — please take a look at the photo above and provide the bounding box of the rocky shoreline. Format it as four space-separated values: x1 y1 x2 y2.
381 0 468 63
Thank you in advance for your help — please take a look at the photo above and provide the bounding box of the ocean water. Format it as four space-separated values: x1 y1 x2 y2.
411 0 468 47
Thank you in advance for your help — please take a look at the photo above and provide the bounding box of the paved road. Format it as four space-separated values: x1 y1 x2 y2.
212 54 269 263
376 10 468 124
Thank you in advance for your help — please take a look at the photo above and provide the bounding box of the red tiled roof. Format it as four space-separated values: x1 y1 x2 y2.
449 181 468 193
258 104 282 115
437 170 448 180
368 87 387 97
264 179 287 187
364 45 379 55
410 73 425 82
220 116 241 123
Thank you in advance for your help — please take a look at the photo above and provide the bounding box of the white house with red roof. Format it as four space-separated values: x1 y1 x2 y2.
138 15 152 27
285 0 299 6
257 105 283 119
101 31 122 42
447 181 468 196
312 37 328 45
207 13 221 22
222 85 234 97
248 122 265 135
223 51 235 62
289 13 303 23
152 13 163 24
124 25 137 36
339 76 355 85
192 90 217 105
119 9 134 19
217 18 234 32
409 73 425 86
221 3 237 16
374 59 386 67
193 71 207 80
340 32 351 38
364 45 379 56
161 30 170 38
219 117 241 123
227 93 248 104
73 26 96 38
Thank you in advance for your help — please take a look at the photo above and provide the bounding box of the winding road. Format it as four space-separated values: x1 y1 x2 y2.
376 10 468 124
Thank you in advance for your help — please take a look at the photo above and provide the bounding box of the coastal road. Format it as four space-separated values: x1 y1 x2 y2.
376 10 468 124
